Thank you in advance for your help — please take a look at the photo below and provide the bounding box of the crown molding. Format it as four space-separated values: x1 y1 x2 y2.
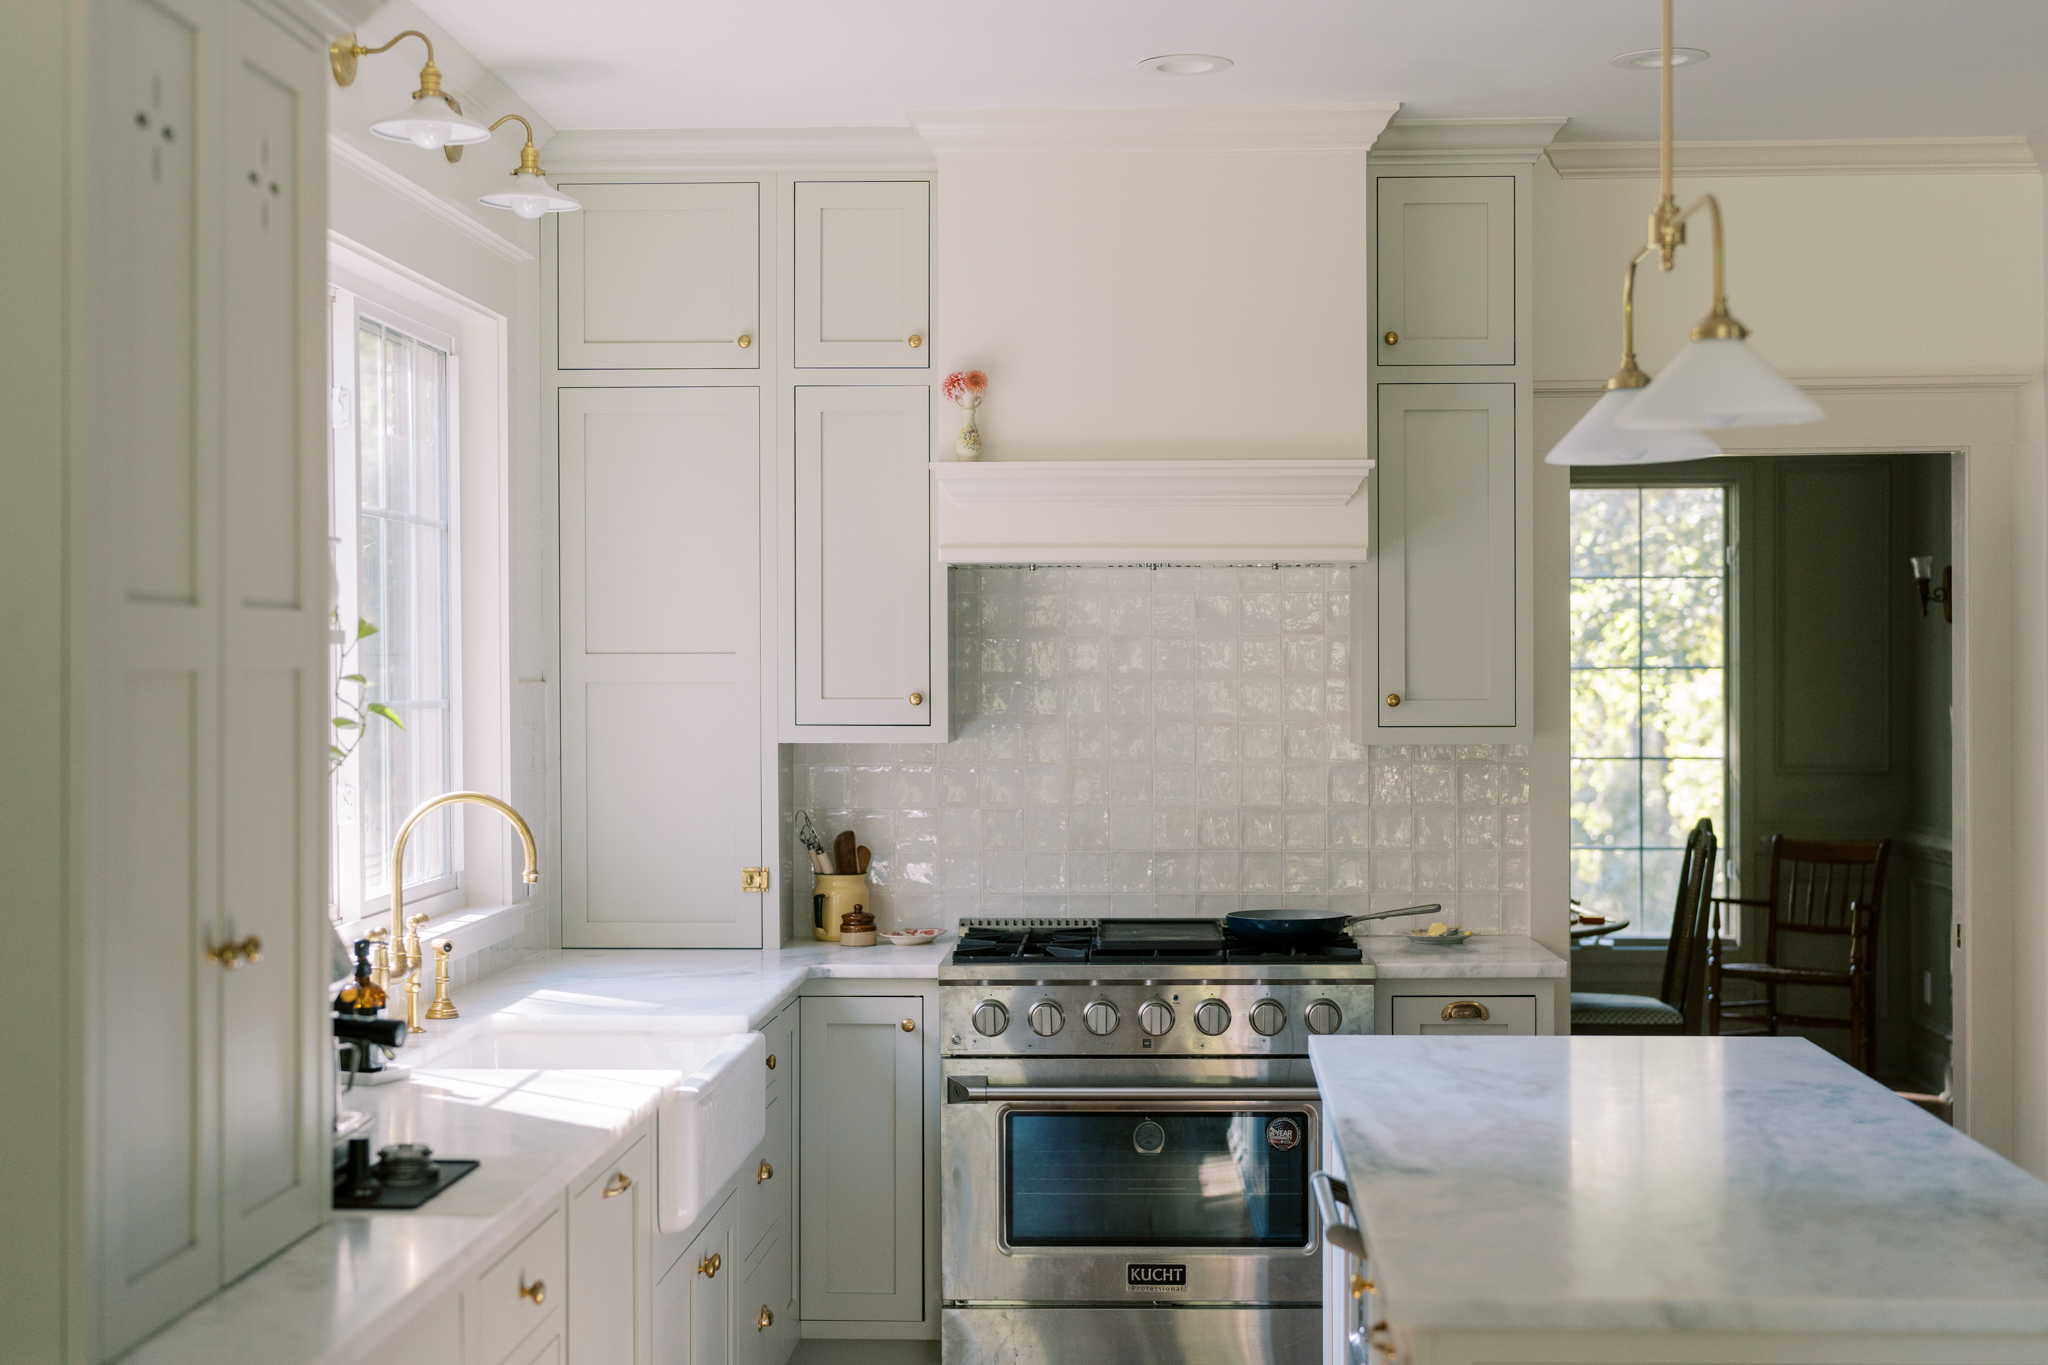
327 133 534 264
1369 117 1568 165
908 105 1400 157
1545 137 2038 179
542 127 935 174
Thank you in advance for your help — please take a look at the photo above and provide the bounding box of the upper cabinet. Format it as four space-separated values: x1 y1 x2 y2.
1375 176 1515 368
793 181 930 368
558 182 762 370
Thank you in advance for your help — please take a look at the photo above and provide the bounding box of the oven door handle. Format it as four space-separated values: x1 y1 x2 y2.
1311 1170 1367 1259
945 1076 1320 1105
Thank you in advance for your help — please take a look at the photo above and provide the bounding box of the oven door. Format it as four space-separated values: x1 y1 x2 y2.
943 1057 1326 1305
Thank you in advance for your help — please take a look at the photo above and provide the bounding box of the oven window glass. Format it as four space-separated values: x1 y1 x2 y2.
1003 1111 1311 1248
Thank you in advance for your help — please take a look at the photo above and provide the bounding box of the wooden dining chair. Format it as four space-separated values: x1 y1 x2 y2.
1570 818 1718 1035
1707 835 1891 1075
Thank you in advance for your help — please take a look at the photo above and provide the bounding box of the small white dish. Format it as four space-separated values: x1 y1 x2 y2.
882 928 942 946
1407 928 1475 945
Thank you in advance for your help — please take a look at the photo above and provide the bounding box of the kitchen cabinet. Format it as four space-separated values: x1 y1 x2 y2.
1376 176 1515 367
793 181 931 368
556 182 762 370
792 386 933 729
570 1134 654 1364
1390 994 1538 1036
799 996 926 1322
557 386 766 946
1371 383 1519 730
478 1207 568 1365
655 1201 736 1365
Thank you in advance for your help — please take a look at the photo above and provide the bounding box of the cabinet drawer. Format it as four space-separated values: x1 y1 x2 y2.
739 1093 793 1269
763 1001 796 1109
477 1207 567 1365
494 1307 563 1365
1390 995 1536 1035
740 1225 794 1362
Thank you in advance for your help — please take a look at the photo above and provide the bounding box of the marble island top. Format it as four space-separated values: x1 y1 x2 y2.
1310 1035 2048 1338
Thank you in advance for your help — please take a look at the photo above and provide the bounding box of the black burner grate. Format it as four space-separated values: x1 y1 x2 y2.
949 919 1363 966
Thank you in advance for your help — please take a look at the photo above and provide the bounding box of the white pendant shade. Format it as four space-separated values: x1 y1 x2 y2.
479 169 582 219
370 95 492 151
1546 388 1720 466
1615 337 1822 430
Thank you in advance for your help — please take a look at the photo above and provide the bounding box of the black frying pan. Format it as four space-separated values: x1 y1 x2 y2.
1227 903 1442 944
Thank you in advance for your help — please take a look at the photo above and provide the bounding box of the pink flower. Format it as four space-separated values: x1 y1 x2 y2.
943 370 988 403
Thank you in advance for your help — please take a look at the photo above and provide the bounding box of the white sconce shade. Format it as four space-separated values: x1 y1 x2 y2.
370 95 492 151
1546 388 1720 466
1616 337 1822 430
479 169 582 219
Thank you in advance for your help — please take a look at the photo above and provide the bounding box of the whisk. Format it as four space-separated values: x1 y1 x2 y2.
795 809 833 873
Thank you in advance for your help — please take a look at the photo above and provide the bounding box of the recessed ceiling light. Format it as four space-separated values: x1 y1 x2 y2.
1141 53 1233 76
1611 47 1710 69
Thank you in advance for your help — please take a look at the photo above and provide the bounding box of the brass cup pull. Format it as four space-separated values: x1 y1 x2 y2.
1441 1000 1490 1021
758 1306 774 1331
698 1252 721 1278
1383 331 1399 346
602 1172 633 1199
908 691 924 706
737 334 752 349
766 1053 777 1070
1385 693 1401 708
907 333 922 348
758 1159 774 1184
206 935 262 969
900 1018 915 1033
519 1278 546 1305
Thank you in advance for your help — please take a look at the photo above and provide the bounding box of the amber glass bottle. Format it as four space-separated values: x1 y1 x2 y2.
335 938 388 1016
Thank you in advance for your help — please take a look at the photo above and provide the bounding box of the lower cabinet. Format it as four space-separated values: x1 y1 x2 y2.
1390 994 1537 1035
479 1208 569 1365
505 1311 567 1365
570 1134 654 1364
655 1202 734 1365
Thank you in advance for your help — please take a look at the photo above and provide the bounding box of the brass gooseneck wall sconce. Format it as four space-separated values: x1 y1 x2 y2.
1549 0 1824 466
1910 557 1953 624
329 31 491 155
474 115 583 219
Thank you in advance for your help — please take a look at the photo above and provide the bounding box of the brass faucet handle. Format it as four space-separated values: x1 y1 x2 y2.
426 940 460 1021
402 912 430 974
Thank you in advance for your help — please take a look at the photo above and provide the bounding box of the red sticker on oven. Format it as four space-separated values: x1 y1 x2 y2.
1266 1118 1302 1151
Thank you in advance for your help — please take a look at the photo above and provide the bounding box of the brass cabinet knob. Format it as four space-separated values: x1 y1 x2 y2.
758 1159 774 1184
758 1306 774 1331
1385 693 1401 708
900 1018 915 1032
766 1053 776 1070
602 1172 633 1199
1441 1000 1490 1021
1351 1272 1376 1299
519 1278 546 1305
698 1252 721 1278
737 334 752 349
907 334 922 348
1384 331 1399 345
206 935 262 969
908 691 924 706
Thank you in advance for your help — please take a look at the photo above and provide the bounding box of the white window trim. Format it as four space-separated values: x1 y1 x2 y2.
328 234 521 943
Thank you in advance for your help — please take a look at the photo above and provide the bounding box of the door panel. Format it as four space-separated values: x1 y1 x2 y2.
558 183 760 370
794 181 930 368
1376 177 1515 367
559 388 763 946
570 1136 652 1365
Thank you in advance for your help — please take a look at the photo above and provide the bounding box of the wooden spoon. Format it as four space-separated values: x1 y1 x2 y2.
833 830 857 877
855 845 871 875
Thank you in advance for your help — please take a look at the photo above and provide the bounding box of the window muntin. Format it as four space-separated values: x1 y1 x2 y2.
1570 487 1727 940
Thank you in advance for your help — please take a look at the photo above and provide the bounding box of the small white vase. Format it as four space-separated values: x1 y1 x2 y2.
954 395 982 460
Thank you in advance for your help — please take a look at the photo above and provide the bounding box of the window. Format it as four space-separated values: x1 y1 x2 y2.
330 291 460 923
1570 487 1727 940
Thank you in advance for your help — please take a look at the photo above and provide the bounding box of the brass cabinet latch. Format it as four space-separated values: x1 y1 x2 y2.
742 867 770 893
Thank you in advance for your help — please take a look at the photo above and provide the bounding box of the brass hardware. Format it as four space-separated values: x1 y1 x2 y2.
1442 1000 1490 1021
389 793 538 997
738 334 753 349
367 927 391 995
1385 693 1401 708
441 96 467 163
908 691 924 707
901 1018 916 1033
405 974 424 1034
205 935 262 969
466 113 545 173
602 1172 633 1199
758 1305 774 1331
1383 331 1398 346
698 1252 721 1278
329 30 446 100
907 334 922 348
403 911 430 974
519 1277 546 1305
426 941 459 1020
1369 1321 1397 1357
1351 1272 1375 1299
742 866 771 893
766 1053 777 1070
758 1159 774 1184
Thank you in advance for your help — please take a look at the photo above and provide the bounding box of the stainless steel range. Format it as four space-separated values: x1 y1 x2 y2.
939 917 1374 1365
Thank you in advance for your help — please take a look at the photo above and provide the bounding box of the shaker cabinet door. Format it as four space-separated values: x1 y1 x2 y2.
1373 384 1517 729
1376 177 1515 367
557 182 761 370
569 1135 653 1365
793 386 932 727
793 181 930 368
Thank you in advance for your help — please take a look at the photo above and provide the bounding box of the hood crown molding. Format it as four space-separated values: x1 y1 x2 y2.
1547 137 2038 179
1370 117 1568 165
328 133 533 263
543 127 935 173
908 105 1400 157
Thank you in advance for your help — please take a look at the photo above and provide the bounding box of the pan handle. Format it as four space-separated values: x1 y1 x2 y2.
1344 902 1442 927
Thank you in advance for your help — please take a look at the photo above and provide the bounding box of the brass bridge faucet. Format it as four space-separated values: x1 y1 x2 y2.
387 792 540 1031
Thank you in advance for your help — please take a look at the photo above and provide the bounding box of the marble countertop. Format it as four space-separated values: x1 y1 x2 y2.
1359 932 1565 979
1310 1035 2048 1336
120 938 941 1365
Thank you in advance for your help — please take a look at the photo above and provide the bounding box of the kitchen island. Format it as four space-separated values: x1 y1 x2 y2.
1309 1035 2048 1365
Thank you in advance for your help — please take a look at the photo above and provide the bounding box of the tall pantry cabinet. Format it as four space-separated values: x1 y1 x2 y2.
543 144 938 949
4 0 335 1358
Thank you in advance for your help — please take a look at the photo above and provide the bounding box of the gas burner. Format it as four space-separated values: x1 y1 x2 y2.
946 917 1366 968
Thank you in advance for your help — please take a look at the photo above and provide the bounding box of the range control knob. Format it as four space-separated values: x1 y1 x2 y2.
1303 1000 1344 1035
1083 1000 1120 1036
971 1000 1010 1037
1028 1000 1066 1037
1137 1000 1175 1037
1248 999 1288 1037
1194 1000 1232 1036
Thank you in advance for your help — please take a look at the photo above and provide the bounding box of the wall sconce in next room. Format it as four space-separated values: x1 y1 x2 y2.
1910 556 1953 624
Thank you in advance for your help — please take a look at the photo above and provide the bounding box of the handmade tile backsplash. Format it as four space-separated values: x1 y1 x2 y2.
790 566 1529 935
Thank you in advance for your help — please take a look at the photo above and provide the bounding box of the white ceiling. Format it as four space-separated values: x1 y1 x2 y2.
410 0 2048 143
